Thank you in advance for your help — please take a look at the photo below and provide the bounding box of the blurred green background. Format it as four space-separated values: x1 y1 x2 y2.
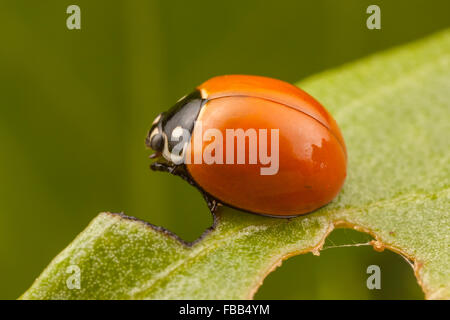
0 0 448 299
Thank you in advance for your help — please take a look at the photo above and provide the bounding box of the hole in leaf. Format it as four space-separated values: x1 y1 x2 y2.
255 228 424 299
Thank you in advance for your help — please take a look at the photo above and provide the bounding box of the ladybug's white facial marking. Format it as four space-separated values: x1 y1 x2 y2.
152 113 163 125
148 127 160 143
176 94 187 103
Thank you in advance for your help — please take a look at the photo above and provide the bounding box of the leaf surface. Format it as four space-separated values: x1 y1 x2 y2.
22 30 450 300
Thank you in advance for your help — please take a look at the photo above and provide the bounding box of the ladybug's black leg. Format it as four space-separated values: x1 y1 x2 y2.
202 193 219 214
171 165 197 187
150 162 199 188
149 161 173 173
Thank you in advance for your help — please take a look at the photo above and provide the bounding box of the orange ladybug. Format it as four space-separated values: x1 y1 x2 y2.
146 75 346 217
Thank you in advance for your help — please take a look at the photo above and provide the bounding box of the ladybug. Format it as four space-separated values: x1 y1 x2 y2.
146 75 346 217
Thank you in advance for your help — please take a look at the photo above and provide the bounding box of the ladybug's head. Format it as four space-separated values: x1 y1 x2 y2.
146 90 205 164
146 112 166 157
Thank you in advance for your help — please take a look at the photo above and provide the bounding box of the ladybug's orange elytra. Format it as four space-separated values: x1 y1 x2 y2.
147 75 347 217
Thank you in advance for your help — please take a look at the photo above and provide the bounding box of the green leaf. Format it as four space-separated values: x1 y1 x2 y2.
21 30 450 300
